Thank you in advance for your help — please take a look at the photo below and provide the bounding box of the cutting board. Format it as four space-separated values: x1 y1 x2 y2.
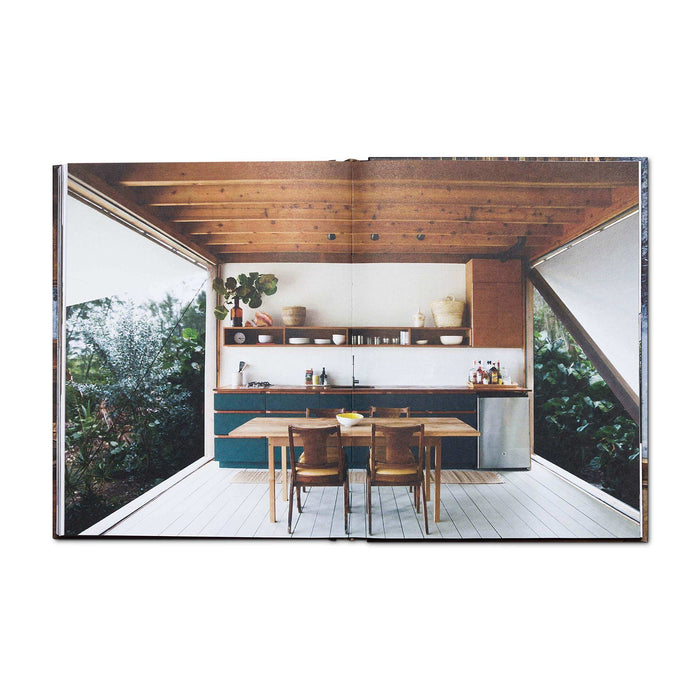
467 382 521 390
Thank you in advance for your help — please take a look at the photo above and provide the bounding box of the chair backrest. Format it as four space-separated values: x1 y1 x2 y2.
370 423 424 473
306 407 346 418
288 425 343 471
369 405 411 418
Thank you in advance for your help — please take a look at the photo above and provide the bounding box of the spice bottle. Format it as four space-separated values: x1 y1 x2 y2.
305 369 313 386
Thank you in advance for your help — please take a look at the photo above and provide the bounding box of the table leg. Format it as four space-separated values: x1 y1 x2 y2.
268 442 276 522
434 441 442 523
424 445 431 501
281 444 288 501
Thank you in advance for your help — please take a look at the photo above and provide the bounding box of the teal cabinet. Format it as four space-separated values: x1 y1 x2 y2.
214 392 266 468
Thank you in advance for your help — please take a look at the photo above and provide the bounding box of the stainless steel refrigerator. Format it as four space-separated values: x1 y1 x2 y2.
478 396 530 470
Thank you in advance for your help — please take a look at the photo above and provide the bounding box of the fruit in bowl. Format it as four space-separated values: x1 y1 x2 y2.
336 412 364 427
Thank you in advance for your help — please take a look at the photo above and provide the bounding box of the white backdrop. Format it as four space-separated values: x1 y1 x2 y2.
6 6 692 700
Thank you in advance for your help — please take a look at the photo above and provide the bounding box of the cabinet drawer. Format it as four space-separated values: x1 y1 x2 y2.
319 393 353 412
215 436 267 465
266 393 320 411
214 412 263 436
214 393 266 411
353 393 476 413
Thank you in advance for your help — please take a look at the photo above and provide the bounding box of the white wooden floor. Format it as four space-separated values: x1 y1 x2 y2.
97 460 641 539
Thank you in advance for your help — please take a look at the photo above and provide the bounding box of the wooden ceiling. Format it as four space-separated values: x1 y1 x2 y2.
68 159 640 265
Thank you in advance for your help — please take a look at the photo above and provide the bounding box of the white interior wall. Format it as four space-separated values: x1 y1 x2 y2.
220 262 524 386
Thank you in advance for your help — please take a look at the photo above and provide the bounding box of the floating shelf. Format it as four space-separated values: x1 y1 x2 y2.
222 326 471 347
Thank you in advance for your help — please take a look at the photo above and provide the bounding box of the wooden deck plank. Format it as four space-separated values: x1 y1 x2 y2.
215 484 269 537
524 464 640 537
109 462 230 535
437 485 483 539
506 471 616 537
311 486 340 539
158 465 242 536
347 481 367 539
467 483 541 538
497 474 578 538
472 480 559 538
376 486 404 539
451 482 523 538
253 484 294 538
392 486 425 539
443 483 501 538
291 487 324 538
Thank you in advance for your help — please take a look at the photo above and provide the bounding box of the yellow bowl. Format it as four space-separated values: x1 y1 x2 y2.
336 412 364 426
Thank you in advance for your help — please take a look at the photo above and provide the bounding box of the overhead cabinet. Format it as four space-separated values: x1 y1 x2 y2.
465 259 525 348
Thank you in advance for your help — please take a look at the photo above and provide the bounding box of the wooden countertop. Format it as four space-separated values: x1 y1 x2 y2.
215 385 530 394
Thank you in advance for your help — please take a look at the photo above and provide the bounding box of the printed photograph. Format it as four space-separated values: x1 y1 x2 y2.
53 157 646 540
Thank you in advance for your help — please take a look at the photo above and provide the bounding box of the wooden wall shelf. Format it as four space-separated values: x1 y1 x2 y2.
222 326 472 347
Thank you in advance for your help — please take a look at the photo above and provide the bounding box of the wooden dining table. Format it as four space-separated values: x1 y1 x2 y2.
228 416 480 523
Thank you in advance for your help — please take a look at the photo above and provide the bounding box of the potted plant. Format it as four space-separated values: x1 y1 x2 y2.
212 272 279 321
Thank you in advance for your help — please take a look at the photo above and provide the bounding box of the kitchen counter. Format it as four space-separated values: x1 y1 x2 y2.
215 385 530 394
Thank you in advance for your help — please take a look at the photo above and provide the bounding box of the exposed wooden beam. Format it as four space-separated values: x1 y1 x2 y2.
528 268 640 425
352 220 563 237
353 159 640 187
528 186 639 260
89 161 353 185
164 204 352 222
353 183 613 207
218 251 490 264
201 233 545 248
67 164 219 265
137 182 352 205
355 206 585 224
181 219 353 235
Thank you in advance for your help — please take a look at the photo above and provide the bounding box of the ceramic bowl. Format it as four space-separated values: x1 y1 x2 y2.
439 335 463 345
258 334 273 344
332 334 346 345
336 412 364 427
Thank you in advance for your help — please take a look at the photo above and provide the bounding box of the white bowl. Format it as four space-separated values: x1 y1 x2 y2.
440 335 463 345
415 339 429 345
288 337 311 345
314 338 331 345
332 334 346 345
336 412 364 427
258 334 273 344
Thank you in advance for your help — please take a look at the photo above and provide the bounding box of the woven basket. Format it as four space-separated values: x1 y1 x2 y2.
431 295 465 327
282 306 306 326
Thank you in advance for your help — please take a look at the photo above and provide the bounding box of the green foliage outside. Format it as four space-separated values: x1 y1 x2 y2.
533 290 640 508
64 291 206 535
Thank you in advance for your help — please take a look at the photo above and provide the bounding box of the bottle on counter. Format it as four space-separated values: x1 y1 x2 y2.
475 360 484 384
490 361 499 385
468 360 478 384
231 296 243 327
305 368 313 386
497 361 503 384
483 361 492 384
312 371 320 386
321 367 328 386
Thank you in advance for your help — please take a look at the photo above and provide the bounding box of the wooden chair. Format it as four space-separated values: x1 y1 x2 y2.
369 406 410 418
288 424 349 535
306 408 346 418
300 408 347 493
366 423 428 535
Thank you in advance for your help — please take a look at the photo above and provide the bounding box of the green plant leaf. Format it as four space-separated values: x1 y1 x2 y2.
214 305 229 321
212 277 227 295
182 328 198 340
